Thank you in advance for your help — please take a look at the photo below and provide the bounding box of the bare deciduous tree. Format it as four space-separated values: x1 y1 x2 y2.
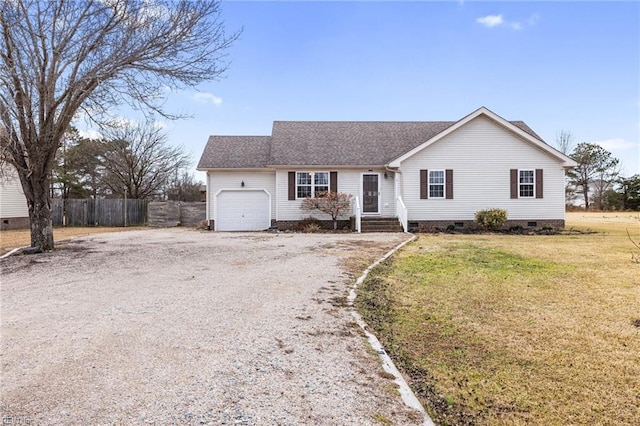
166 170 204 202
100 121 190 199
301 192 353 230
555 129 575 154
0 0 238 250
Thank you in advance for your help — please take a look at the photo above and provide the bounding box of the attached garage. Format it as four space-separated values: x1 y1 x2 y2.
215 189 271 231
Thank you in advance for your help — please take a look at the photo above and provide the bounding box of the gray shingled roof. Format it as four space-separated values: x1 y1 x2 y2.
197 121 543 169
269 121 455 166
197 136 271 169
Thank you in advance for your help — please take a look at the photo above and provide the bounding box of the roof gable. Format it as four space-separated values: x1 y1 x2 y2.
387 107 577 168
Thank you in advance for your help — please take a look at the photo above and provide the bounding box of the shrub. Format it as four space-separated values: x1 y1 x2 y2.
300 192 353 230
508 225 524 234
296 217 322 232
475 208 508 231
302 223 322 233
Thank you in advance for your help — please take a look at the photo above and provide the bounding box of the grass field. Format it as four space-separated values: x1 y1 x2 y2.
0 226 147 255
357 212 640 425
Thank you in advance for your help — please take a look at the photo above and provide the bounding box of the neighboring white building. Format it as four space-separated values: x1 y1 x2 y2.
0 166 29 230
197 107 577 232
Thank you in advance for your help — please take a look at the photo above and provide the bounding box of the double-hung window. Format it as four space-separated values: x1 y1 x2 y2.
297 172 329 198
428 170 445 199
519 170 535 198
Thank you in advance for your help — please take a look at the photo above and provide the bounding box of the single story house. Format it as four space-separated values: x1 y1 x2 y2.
0 166 29 230
197 107 577 232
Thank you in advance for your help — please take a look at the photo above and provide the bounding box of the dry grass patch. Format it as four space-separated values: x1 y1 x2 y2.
0 226 148 255
357 213 640 425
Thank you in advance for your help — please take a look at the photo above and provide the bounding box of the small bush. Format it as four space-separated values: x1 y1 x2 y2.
508 225 524 234
296 216 322 231
475 208 508 231
446 224 456 232
302 223 321 233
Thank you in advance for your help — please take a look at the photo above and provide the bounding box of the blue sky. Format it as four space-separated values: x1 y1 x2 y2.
147 1 639 179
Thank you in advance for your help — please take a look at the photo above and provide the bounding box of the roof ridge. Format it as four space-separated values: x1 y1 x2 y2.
272 120 456 124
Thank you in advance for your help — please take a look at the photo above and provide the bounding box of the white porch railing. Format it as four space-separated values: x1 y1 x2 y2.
396 196 408 232
354 196 361 233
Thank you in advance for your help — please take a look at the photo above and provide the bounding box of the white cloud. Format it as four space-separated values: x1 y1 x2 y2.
510 22 523 31
193 92 223 106
476 13 539 31
594 138 640 151
476 14 503 28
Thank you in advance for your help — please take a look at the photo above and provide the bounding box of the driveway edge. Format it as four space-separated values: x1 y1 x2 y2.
0 246 26 259
347 233 436 426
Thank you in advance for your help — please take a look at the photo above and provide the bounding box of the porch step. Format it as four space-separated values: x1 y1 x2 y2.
360 217 404 233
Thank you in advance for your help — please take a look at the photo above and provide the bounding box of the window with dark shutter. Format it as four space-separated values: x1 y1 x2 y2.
536 169 543 198
288 172 295 200
446 169 453 199
510 169 518 199
330 171 338 193
420 170 428 199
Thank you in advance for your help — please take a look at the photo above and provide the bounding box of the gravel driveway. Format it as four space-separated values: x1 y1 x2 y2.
1 229 420 425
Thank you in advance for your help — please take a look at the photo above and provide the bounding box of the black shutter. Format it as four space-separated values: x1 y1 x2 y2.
288 172 296 200
330 171 338 193
420 170 428 199
510 169 518 199
536 169 543 199
445 169 453 199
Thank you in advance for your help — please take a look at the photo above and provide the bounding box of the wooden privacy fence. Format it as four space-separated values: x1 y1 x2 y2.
52 198 148 227
147 201 206 227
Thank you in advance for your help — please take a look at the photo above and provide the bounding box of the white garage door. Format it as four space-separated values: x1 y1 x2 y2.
216 190 270 231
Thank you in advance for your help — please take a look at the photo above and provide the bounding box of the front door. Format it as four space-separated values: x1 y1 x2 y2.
362 174 379 214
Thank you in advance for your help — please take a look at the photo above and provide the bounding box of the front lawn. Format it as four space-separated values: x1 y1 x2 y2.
357 212 640 425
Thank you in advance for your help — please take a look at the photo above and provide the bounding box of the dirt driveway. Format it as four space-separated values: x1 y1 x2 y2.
1 229 420 425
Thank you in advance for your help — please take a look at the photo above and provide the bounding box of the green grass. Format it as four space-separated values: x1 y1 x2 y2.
357 214 640 425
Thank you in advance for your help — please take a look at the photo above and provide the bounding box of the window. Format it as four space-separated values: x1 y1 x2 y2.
519 170 534 198
297 172 312 198
429 170 445 198
296 172 329 198
314 172 329 194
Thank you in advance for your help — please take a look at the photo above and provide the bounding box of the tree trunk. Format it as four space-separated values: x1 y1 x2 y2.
20 170 55 251
333 219 338 230
29 197 54 251
583 184 590 210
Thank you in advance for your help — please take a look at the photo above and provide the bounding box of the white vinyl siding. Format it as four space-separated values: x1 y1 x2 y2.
276 168 395 221
400 115 566 221
207 171 276 222
0 169 28 219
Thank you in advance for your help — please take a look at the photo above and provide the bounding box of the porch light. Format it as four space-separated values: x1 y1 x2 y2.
241 181 245 187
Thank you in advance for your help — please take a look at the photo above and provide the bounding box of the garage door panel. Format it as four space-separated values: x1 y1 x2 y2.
216 190 270 231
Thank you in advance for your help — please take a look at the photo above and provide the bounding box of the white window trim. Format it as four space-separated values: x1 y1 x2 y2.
428 169 446 199
518 169 535 198
295 171 330 199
